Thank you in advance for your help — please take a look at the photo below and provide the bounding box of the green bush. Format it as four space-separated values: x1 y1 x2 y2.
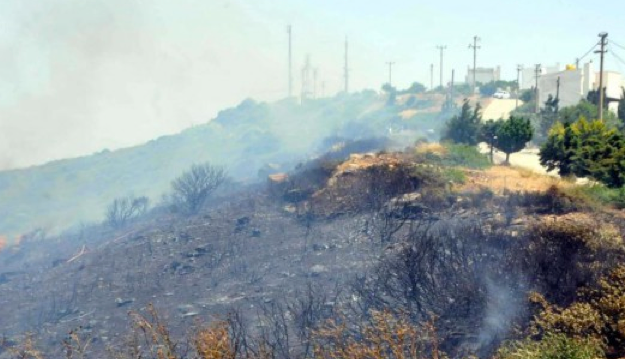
569 185 625 209
529 265 625 357
497 334 604 359
444 144 490 169
414 143 490 169
442 168 466 184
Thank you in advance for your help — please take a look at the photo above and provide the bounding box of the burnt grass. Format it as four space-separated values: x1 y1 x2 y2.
0 187 387 356
0 160 623 358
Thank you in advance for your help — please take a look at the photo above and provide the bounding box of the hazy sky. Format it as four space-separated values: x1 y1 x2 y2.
1 0 625 169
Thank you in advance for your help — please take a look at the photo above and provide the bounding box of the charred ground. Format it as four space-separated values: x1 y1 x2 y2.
1 142 624 358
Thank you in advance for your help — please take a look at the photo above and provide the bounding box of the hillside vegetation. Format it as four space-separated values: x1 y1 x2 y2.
0 92 447 239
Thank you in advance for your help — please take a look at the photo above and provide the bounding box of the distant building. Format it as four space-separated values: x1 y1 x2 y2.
595 71 624 114
537 61 625 114
520 63 560 90
466 66 501 85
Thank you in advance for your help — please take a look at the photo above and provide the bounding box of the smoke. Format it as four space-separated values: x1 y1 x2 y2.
0 0 284 170
477 276 527 352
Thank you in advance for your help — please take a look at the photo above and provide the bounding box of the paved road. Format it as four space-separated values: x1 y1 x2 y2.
479 143 553 176
481 98 523 120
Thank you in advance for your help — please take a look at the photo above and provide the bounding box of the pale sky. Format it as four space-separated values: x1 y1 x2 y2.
1 0 625 169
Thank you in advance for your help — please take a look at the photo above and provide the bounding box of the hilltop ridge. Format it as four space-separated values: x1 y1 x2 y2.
0 91 450 238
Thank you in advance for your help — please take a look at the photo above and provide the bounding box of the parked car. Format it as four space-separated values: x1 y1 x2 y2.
493 91 511 99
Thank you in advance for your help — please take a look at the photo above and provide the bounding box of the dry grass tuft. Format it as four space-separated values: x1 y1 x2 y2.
194 322 235 359
461 165 569 194
414 143 447 157
313 311 441 359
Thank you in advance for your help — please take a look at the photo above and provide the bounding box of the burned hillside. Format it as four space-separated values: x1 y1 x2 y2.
1 144 625 358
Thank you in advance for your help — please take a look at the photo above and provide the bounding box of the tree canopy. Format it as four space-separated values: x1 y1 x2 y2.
441 99 482 146
401 82 426 94
540 118 625 187
493 116 533 165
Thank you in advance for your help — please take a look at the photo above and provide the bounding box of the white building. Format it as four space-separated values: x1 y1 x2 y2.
538 61 624 113
595 71 624 113
520 63 560 90
466 66 501 85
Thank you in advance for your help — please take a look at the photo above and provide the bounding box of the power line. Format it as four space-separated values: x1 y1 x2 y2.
608 45 625 67
575 41 599 67
610 39 625 51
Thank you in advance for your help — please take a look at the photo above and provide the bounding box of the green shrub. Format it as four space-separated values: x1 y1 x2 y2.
442 168 466 184
568 185 625 209
529 265 625 357
497 334 604 359
415 143 490 169
444 144 490 169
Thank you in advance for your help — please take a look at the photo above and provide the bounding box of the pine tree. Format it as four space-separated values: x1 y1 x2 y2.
441 99 482 145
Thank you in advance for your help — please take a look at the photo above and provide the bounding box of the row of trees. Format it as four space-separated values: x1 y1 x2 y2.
441 99 533 164
104 163 228 229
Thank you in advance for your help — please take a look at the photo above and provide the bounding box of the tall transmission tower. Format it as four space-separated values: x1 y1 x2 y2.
386 61 396 87
596 32 608 120
436 45 447 88
469 36 481 94
344 36 349 93
287 25 293 98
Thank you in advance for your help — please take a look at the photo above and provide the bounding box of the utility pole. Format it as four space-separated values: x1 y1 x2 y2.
386 61 395 87
430 63 434 90
344 36 349 93
301 54 312 101
469 36 481 94
556 76 561 114
287 25 292 98
534 64 541 113
596 32 608 120
436 45 447 88
576 57 580 69
313 68 318 99
450 69 455 101
516 65 522 109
